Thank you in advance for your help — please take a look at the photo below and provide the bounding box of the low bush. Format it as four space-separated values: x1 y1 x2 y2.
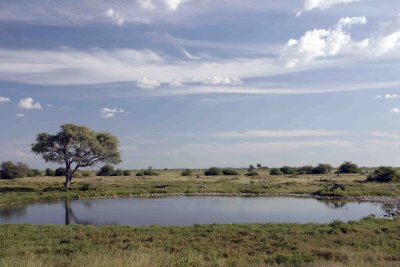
312 164 333 174
136 167 159 177
204 167 222 176
246 170 259 177
367 166 400 183
97 165 115 176
298 166 313 175
181 169 193 176
280 166 297 175
123 170 131 176
222 168 239 175
54 167 67 177
338 161 360 174
45 168 55 177
0 161 30 179
270 168 283 175
81 171 91 177
27 169 42 177
80 183 96 191
114 169 124 176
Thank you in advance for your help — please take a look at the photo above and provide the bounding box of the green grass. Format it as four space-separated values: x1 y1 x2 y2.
0 216 399 266
1 170 399 206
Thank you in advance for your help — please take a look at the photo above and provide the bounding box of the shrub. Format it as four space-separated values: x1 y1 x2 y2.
123 170 131 176
45 168 55 176
222 168 239 175
246 170 259 177
54 167 67 177
248 165 256 172
0 161 30 179
204 167 222 176
312 164 333 174
97 165 115 176
297 166 313 175
114 169 124 176
367 166 400 183
256 163 262 169
181 169 193 176
338 161 360 174
136 167 159 177
270 168 283 175
27 169 42 177
280 166 296 175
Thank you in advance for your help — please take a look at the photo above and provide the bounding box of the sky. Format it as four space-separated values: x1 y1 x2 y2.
1 0 400 169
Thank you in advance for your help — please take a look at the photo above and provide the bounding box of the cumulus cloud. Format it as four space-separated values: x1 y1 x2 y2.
0 96 10 103
281 16 368 67
17 98 42 109
201 76 242 85
390 108 400 114
104 8 125 26
101 107 126 118
302 0 360 11
137 77 161 89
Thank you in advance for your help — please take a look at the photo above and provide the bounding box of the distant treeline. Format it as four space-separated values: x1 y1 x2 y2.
1 160 399 183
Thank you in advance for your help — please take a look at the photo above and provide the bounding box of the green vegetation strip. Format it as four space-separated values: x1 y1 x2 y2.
1 173 400 206
0 217 399 267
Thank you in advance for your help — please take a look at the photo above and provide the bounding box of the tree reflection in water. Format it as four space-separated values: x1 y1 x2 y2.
0 205 26 219
64 200 94 225
317 199 348 209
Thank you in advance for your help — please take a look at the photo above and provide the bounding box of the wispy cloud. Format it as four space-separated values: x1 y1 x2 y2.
137 77 161 89
101 107 126 118
0 96 10 103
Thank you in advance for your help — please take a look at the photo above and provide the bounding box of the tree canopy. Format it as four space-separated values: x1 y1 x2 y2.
32 124 121 188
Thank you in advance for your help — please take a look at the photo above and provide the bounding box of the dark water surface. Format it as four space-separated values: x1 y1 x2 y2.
0 196 389 226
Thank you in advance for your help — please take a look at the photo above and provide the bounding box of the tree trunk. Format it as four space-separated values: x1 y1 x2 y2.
64 175 72 188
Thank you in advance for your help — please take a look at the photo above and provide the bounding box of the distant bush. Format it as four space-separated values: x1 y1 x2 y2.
27 169 42 177
0 161 30 179
256 163 262 169
312 164 333 174
246 170 259 177
338 161 360 174
367 167 400 183
181 169 193 176
270 168 283 175
81 171 91 177
97 165 115 176
136 167 159 177
248 165 256 172
114 169 124 176
45 168 55 177
123 170 131 176
297 166 313 175
222 168 239 175
54 167 67 177
280 166 296 175
204 167 222 176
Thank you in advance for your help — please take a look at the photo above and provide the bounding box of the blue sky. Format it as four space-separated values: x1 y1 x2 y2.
1 0 400 169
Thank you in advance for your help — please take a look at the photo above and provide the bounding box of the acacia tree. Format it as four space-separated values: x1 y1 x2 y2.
32 124 121 188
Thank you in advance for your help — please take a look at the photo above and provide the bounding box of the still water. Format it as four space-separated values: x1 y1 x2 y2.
0 196 389 226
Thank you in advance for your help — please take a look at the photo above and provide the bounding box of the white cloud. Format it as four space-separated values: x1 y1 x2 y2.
137 0 156 10
101 107 125 118
390 108 400 113
137 0 190 11
47 104 54 108
385 94 400 99
137 77 161 89
104 8 125 26
16 114 25 118
202 76 242 85
281 16 368 67
302 0 360 11
17 98 42 109
0 96 10 103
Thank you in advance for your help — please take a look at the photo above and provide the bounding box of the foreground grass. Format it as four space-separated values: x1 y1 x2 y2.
1 170 400 206
0 217 399 267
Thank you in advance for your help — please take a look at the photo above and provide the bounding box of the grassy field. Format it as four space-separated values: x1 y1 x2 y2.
0 216 399 267
1 170 400 267
1 169 399 206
